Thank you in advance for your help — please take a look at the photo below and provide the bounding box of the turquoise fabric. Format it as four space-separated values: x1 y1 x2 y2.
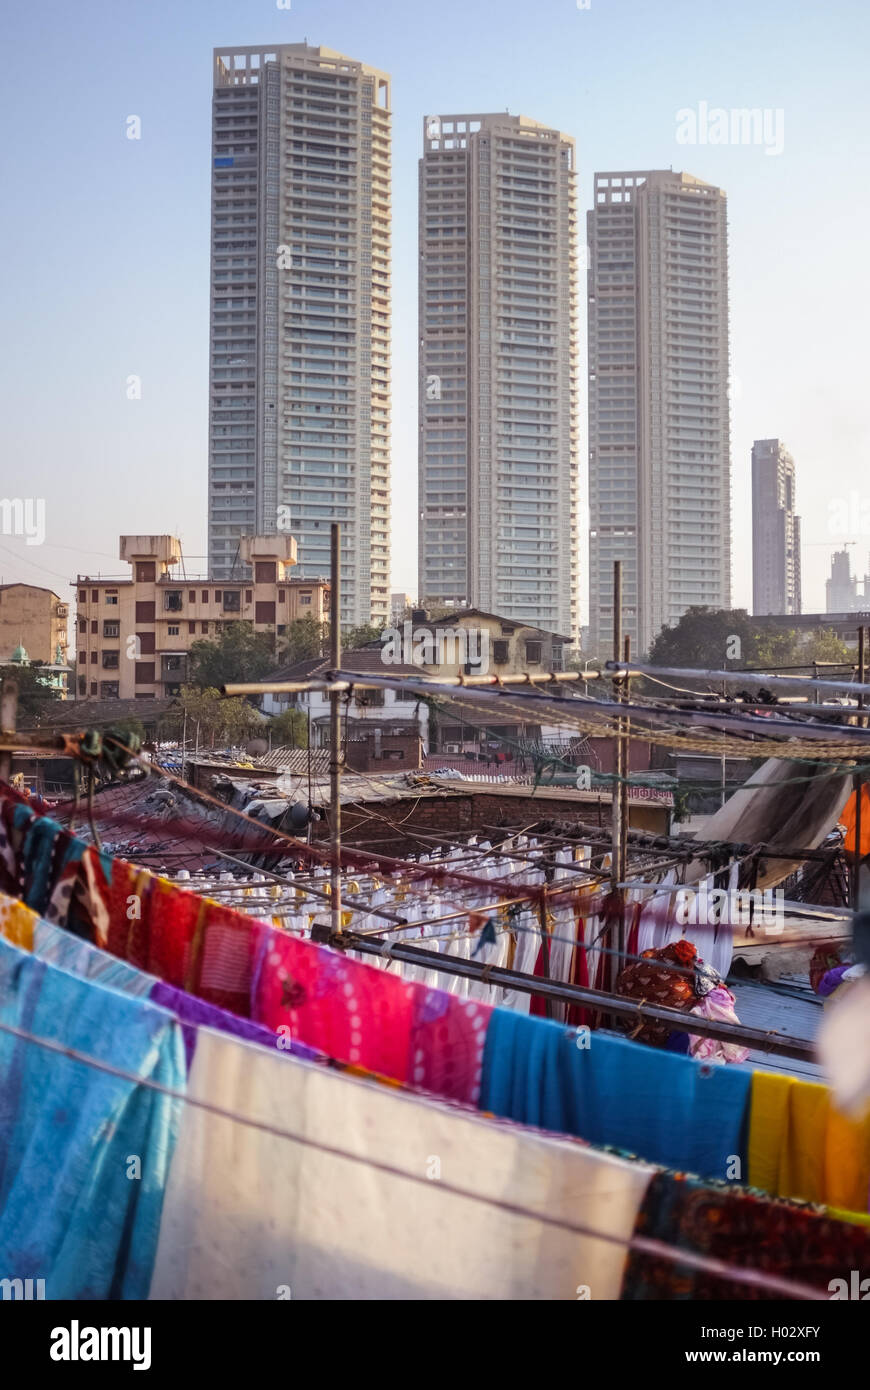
33 919 157 996
0 937 185 1299
479 1008 750 1181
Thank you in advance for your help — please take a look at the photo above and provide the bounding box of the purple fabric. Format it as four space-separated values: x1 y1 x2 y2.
818 965 852 998
149 980 323 1071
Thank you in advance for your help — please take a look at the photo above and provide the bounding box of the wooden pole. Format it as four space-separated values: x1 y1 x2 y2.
329 523 342 935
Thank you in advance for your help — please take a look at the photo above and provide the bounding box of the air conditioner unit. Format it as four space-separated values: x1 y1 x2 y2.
444 743 460 754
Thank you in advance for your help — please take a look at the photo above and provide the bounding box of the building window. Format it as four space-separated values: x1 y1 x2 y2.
91 589 99 603
79 589 86 603
90 620 97 634
135 663 156 685
214 590 222 603
78 619 86 634
189 590 196 603
493 640 509 665
223 591 241 612
164 590 183 612
202 590 209 603
168 625 180 636
78 676 86 696
105 593 118 606
90 651 97 664
102 651 119 669
90 681 97 696
135 601 155 623
100 681 119 698
245 589 252 604
255 601 275 624
137 631 156 655
255 562 276 583
78 652 87 664
525 641 542 664
278 590 286 604
136 563 156 582
552 643 564 671
188 621 196 634
300 593 311 605
201 622 209 634
103 621 119 638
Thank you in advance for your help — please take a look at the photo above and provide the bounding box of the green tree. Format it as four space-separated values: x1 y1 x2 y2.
187 621 277 689
280 616 326 665
343 621 386 649
648 608 757 670
166 686 263 747
267 707 309 748
0 664 62 721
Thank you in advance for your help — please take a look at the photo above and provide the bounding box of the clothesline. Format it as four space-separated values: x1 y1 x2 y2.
0 1011 825 1301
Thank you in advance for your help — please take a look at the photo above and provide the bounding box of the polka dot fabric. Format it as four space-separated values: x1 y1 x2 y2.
408 987 492 1105
252 927 417 1081
252 927 493 1102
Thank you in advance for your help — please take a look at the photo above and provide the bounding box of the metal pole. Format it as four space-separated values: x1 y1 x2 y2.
313 927 817 1062
853 627 866 908
617 633 630 978
0 677 19 783
329 523 342 935
610 562 623 994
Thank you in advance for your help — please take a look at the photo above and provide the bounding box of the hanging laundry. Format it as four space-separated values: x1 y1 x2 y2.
479 1009 751 1181
748 1069 870 1216
149 1026 656 1301
622 1170 870 1299
0 938 184 1300
0 891 36 951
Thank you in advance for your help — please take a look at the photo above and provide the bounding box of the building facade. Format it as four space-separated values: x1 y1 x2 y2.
0 584 69 667
207 43 391 625
825 549 870 613
751 438 801 615
587 171 731 655
418 113 579 639
74 535 328 702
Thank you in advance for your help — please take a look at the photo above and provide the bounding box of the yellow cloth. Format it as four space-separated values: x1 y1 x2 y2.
749 1069 870 1215
0 891 36 952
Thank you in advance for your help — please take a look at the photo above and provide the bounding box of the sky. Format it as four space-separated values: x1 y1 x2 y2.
1 0 868 624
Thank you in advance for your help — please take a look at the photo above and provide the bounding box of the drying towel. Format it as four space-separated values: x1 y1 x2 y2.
479 1009 751 1182
0 938 185 1299
149 1026 655 1300
749 1069 870 1215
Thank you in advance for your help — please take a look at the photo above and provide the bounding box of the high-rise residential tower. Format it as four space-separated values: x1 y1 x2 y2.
751 438 801 615
587 171 731 655
207 44 391 626
418 113 579 639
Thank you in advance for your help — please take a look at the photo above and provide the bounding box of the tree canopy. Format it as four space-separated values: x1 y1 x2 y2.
187 622 277 689
648 608 853 672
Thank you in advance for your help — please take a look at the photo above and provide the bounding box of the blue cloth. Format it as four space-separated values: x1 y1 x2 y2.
479 1009 750 1180
0 938 185 1299
33 920 157 996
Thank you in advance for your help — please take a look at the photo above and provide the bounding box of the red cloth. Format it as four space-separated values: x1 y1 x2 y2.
252 927 417 1080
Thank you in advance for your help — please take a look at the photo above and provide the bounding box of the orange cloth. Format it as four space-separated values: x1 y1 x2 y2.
749 1069 870 1215
840 785 870 855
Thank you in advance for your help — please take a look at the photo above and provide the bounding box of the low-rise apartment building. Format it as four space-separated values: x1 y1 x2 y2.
0 583 70 666
74 535 329 701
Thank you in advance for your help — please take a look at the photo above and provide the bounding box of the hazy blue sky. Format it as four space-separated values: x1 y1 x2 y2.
1 0 868 620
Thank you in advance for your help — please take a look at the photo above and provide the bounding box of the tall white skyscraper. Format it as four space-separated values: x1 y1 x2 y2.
587 170 731 654
418 113 579 638
752 438 801 615
207 44 391 626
